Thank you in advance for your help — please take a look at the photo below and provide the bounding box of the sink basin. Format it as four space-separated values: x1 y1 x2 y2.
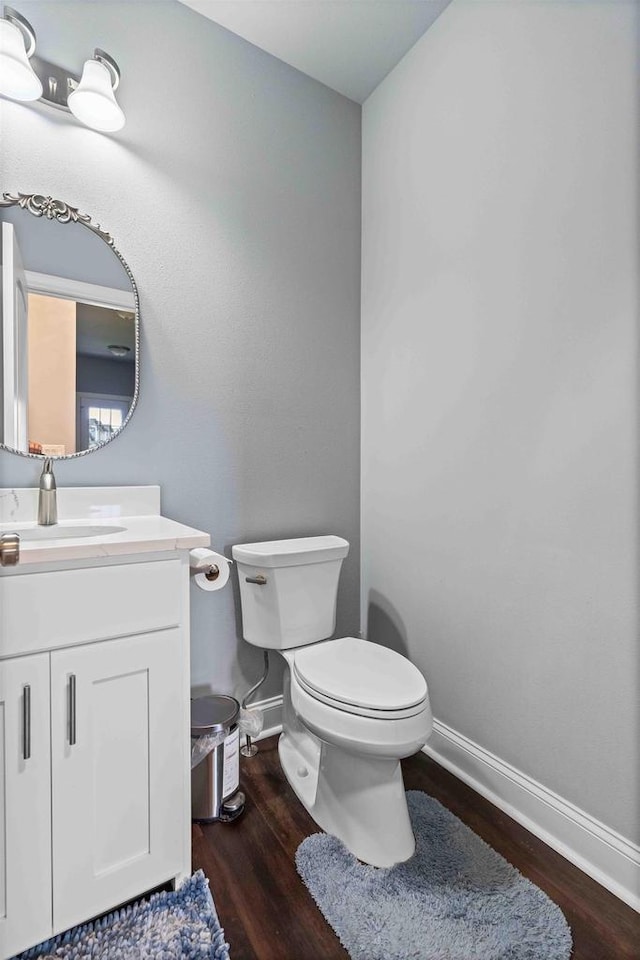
13 524 126 541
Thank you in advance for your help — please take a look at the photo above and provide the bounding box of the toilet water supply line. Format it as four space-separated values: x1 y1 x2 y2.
240 650 270 758
190 660 268 770
190 691 266 769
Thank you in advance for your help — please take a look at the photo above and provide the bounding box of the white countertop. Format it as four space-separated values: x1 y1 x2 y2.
0 486 210 567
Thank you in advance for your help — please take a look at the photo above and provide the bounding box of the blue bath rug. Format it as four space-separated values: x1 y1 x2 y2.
13 871 230 960
296 791 572 960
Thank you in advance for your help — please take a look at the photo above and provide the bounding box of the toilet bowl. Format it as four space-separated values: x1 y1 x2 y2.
232 535 433 867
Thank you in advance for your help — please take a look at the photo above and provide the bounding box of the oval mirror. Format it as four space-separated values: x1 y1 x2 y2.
0 193 139 460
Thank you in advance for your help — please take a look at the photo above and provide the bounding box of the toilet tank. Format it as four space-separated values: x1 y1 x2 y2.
232 536 349 649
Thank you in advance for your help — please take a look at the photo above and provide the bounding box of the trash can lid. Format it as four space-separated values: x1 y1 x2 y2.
191 695 240 736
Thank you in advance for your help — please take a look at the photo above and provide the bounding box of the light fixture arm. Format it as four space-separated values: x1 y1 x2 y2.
3 5 36 57
94 48 120 91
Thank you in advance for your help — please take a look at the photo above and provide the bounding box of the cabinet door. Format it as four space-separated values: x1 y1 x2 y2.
0 654 52 960
51 630 186 935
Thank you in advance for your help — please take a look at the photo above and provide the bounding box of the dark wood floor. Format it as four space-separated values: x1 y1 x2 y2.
192 736 640 960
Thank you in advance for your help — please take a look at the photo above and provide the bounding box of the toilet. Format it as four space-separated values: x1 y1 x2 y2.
232 535 433 867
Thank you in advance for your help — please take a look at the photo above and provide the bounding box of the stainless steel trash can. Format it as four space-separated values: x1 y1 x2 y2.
191 695 245 822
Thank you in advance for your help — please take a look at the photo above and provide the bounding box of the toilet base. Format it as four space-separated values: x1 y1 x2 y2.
279 726 416 868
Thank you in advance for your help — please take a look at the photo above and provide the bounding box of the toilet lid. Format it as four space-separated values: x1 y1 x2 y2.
293 637 427 713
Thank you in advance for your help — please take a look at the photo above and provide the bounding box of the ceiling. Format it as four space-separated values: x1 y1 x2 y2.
179 0 453 103
76 304 136 362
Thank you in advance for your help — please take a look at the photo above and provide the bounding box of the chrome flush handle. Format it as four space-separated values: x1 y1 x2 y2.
245 574 267 585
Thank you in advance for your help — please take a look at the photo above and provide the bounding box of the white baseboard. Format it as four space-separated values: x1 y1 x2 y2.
424 719 640 912
242 696 639 911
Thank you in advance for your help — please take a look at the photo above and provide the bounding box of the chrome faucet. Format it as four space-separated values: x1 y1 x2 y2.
38 458 58 526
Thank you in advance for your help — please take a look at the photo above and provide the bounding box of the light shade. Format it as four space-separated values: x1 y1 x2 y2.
67 58 125 132
0 17 42 101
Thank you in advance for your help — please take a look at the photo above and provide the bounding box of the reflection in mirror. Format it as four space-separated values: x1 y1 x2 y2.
0 194 139 459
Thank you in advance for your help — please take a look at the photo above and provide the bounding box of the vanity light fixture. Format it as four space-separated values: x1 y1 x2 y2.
0 5 125 132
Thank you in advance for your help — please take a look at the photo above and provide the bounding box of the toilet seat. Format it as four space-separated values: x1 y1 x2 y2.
292 636 428 720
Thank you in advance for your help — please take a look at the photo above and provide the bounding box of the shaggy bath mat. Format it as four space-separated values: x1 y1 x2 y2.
13 871 230 960
296 791 572 960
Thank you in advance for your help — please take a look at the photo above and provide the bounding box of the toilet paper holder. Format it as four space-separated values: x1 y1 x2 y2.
189 548 233 592
204 562 230 582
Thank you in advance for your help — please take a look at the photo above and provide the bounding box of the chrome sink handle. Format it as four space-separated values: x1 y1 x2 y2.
0 532 20 566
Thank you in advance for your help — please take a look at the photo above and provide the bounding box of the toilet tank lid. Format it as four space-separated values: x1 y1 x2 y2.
232 535 349 568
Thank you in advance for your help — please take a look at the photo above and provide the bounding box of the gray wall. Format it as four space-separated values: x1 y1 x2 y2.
0 0 361 701
362 1 639 842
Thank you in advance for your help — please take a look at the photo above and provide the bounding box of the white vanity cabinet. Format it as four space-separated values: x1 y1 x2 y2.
0 550 196 960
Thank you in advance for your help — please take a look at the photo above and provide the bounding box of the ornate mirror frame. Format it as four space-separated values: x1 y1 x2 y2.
0 192 140 460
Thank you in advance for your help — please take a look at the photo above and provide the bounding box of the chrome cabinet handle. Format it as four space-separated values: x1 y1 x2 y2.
23 684 31 760
245 574 267 585
68 674 77 746
0 532 20 566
